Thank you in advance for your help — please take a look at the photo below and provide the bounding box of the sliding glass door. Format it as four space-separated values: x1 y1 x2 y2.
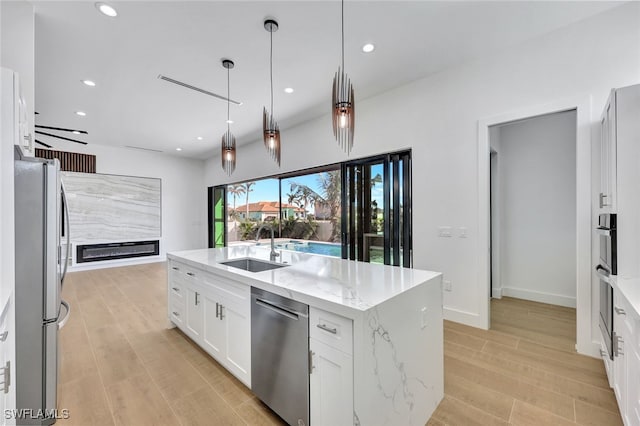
342 151 411 267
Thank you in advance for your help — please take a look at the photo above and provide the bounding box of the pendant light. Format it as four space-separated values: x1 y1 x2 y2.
332 0 355 154
221 59 236 176
263 19 281 166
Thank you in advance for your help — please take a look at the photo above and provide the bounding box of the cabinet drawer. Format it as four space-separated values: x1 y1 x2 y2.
201 273 249 309
310 308 353 355
170 302 184 326
169 281 184 301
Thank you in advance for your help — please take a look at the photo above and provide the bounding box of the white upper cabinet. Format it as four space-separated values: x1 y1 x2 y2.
599 89 617 212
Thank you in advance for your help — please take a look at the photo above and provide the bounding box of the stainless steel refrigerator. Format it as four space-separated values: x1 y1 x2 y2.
14 148 70 425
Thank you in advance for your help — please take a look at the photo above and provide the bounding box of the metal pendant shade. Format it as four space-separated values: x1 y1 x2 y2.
263 19 281 166
332 0 355 154
221 59 236 176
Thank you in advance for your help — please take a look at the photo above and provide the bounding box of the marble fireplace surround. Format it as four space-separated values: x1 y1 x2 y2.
62 171 161 244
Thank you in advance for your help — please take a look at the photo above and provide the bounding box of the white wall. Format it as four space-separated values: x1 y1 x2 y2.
49 140 207 270
205 3 640 335
494 111 577 307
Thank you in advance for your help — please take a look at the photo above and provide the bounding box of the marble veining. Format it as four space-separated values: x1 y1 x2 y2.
168 246 440 315
367 308 428 424
62 172 161 243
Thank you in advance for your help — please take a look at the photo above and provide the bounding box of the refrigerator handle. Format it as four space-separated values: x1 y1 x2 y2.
58 300 71 330
61 181 71 287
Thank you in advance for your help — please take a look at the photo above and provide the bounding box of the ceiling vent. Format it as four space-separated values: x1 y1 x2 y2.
157 74 242 105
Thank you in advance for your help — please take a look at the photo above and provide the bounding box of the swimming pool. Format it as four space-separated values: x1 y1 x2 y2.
257 240 342 257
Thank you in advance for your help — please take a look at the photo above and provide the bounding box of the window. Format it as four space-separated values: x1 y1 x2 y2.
208 151 411 267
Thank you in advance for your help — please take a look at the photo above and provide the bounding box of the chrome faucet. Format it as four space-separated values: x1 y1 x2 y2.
255 223 280 262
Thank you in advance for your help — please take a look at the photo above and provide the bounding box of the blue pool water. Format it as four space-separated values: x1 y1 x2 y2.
257 240 342 257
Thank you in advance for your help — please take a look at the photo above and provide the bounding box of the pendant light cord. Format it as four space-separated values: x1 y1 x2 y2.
270 28 274 116
341 0 344 71
227 66 230 134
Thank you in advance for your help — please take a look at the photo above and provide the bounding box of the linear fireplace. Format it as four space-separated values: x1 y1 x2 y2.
76 240 160 263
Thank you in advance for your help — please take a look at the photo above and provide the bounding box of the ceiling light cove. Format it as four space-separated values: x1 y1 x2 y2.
75 111 86 116
82 80 96 87
284 87 294 94
362 43 375 53
95 2 117 17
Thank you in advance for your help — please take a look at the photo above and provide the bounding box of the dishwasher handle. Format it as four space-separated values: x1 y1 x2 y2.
255 298 303 321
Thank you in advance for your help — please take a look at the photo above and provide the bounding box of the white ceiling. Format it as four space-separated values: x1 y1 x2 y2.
33 1 621 158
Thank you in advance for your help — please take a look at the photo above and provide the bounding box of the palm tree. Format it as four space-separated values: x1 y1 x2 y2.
227 184 245 218
243 181 255 220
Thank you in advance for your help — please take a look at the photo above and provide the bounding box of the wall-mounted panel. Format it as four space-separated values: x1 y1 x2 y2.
62 171 161 243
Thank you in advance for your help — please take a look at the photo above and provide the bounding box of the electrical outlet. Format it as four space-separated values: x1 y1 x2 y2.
438 226 452 237
443 280 452 292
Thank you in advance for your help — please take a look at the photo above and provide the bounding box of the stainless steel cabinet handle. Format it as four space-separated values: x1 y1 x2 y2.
172 287 180 292
0 361 9 394
600 349 607 357
614 306 626 315
216 302 220 318
309 350 315 373
219 305 225 320
187 272 196 277
613 332 624 357
172 311 180 317
172 266 179 271
195 292 200 306
0 331 8 342
316 323 338 334
58 300 71 330
599 193 609 208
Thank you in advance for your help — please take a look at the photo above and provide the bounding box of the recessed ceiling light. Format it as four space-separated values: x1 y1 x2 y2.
284 87 294 94
72 131 81 135
196 136 203 141
95 2 117 17
176 148 182 151
362 43 375 53
75 111 86 116
226 119 234 124
81 80 96 87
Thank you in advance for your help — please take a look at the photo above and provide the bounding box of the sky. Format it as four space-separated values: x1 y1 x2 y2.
227 164 389 215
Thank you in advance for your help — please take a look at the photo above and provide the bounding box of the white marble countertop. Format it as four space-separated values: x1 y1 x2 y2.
167 246 441 318
611 275 640 319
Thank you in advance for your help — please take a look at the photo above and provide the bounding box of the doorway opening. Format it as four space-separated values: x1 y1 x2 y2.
489 110 578 351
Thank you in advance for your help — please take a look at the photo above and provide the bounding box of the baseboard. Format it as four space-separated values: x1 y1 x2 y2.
443 306 485 329
501 287 576 308
576 340 602 359
492 288 503 298
67 255 166 272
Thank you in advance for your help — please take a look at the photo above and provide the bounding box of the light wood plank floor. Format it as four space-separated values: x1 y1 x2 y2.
58 263 622 425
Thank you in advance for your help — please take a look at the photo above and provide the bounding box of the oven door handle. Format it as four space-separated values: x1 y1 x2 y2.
596 227 612 236
595 265 611 283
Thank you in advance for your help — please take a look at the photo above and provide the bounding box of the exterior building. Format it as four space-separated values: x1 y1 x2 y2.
234 201 306 221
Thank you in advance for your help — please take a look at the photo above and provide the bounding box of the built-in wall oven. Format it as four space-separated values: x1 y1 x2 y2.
597 213 616 360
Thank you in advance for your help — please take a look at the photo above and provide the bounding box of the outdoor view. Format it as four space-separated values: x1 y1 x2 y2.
226 169 342 257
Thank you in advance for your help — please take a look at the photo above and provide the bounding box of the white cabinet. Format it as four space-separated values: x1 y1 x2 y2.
599 89 617 212
167 260 251 387
184 284 203 341
310 307 353 426
1 69 33 158
611 287 640 426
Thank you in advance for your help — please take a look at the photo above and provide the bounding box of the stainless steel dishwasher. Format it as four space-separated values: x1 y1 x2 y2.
251 287 309 426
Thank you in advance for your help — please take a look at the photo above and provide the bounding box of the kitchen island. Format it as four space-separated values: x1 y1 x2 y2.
167 246 443 426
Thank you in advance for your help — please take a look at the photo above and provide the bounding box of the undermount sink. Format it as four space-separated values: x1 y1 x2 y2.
219 257 288 273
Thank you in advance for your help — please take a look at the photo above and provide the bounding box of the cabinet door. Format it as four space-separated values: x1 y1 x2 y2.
600 92 617 212
628 347 640 426
613 290 629 420
310 338 353 426
201 291 225 360
185 285 203 341
221 300 251 386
